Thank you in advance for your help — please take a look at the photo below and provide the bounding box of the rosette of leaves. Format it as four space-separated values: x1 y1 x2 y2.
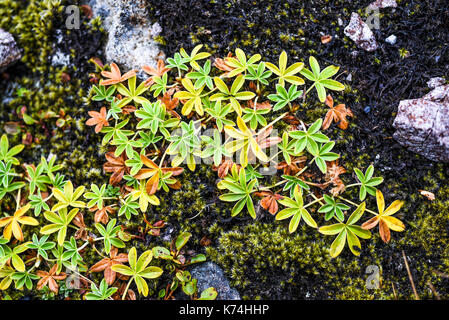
354 165 384 201
218 164 257 218
186 60 214 90
210 75 255 116
276 185 317 233
200 129 232 166
135 100 179 138
111 247 163 298
265 50 304 86
268 84 303 111
289 118 330 155
95 219 125 255
85 279 117 300
224 117 270 168
224 48 261 77
361 189 405 243
116 76 150 108
300 56 345 102
204 100 235 132
40 208 80 246
166 121 201 171
174 78 206 116
318 202 371 258
318 195 350 222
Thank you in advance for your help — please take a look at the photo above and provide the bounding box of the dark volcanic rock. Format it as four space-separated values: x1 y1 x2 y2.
344 13 378 52
0 28 21 70
393 84 449 162
190 262 240 300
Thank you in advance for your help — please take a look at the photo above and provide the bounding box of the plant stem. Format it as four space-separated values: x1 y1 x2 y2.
337 196 377 215
122 278 133 300
303 197 324 209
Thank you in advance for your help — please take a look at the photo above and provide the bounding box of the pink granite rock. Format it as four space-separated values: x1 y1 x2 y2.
0 28 21 70
368 0 398 9
393 85 449 162
344 13 378 52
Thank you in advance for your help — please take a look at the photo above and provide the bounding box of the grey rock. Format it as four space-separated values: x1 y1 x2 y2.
368 0 398 9
190 262 240 300
427 77 445 89
344 13 378 52
385 34 397 45
0 28 21 70
89 0 161 75
393 84 449 162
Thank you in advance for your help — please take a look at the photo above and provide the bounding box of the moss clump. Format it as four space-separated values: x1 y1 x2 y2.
207 222 399 299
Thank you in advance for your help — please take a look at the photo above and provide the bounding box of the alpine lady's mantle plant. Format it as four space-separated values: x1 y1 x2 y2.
0 46 406 300
85 46 405 258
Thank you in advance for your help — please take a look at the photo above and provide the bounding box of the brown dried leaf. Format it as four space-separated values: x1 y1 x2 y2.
86 107 109 133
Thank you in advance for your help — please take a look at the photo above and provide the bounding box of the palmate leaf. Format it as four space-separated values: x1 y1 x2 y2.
223 117 269 168
186 60 214 90
267 84 303 111
179 44 211 70
174 78 205 116
245 62 272 85
111 247 163 297
276 185 317 233
0 134 24 166
354 165 384 200
224 48 261 78
289 118 330 155
218 165 257 219
300 56 345 102
318 202 371 258
361 189 405 243
95 219 125 255
85 279 117 300
116 76 150 108
40 207 79 246
265 51 304 86
310 141 339 173
51 181 85 212
210 75 255 116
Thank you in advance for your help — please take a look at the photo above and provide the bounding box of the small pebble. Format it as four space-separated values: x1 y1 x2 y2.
385 35 397 45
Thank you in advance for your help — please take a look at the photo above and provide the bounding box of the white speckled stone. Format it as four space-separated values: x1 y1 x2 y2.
393 85 449 162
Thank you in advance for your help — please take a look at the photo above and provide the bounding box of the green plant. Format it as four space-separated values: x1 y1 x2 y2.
111 247 163 299
218 165 258 218
276 185 317 233
85 279 118 300
319 203 371 257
